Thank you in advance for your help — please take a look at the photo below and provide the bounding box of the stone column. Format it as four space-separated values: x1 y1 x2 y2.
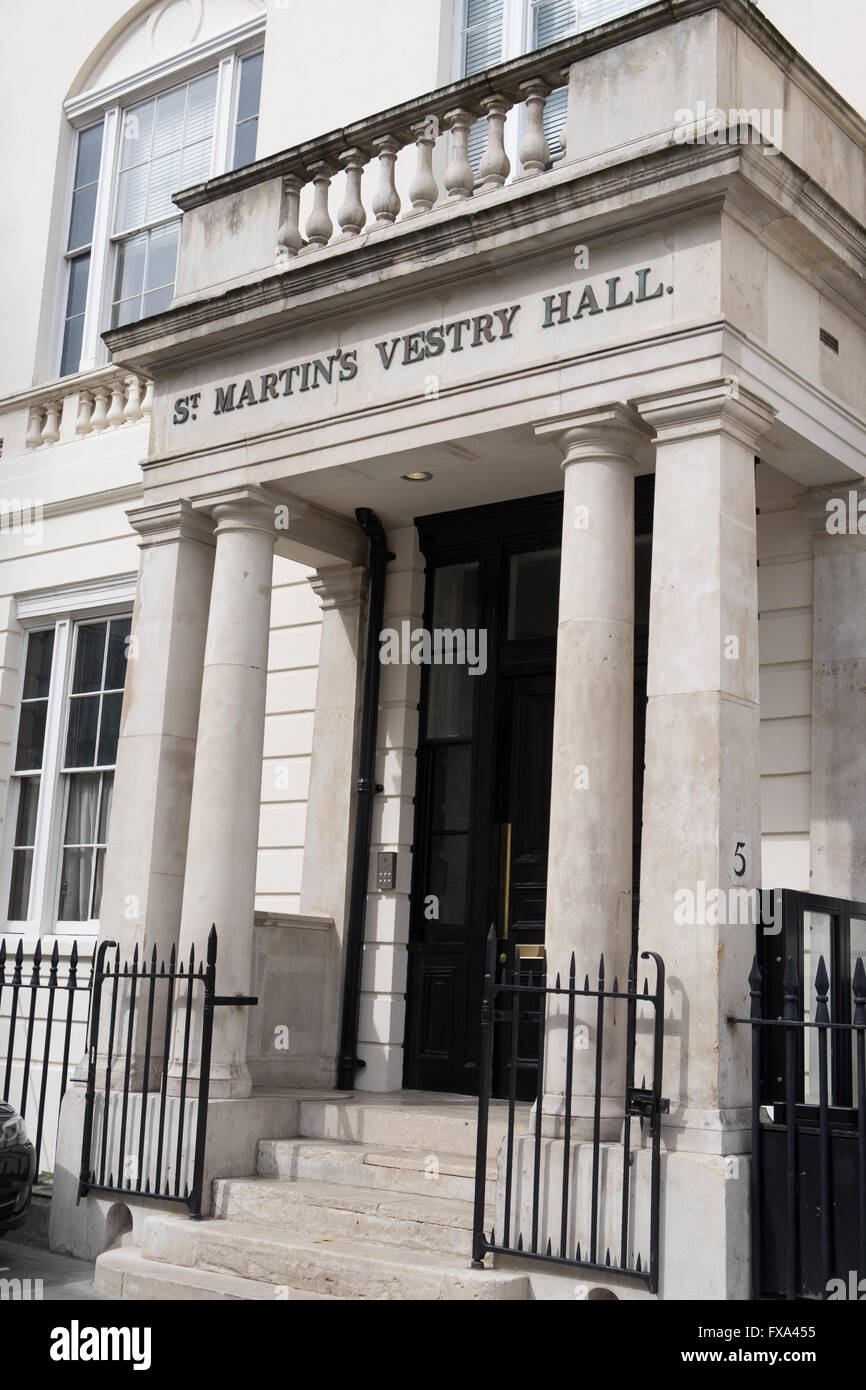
299 563 367 1070
98 500 215 966
535 405 652 1134
635 380 775 1300
801 483 866 900
173 487 279 1098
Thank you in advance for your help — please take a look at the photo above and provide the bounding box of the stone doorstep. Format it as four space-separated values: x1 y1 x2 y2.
295 1096 523 1157
133 1215 532 1301
256 1137 497 1199
212 1176 493 1257
94 1247 338 1301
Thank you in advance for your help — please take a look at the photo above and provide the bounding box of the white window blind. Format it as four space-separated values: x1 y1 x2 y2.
529 0 578 159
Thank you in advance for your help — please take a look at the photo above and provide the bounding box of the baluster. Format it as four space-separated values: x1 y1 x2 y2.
106 381 125 428
336 147 367 239
91 387 109 432
443 108 475 201
478 93 511 191
276 172 305 259
123 374 143 423
371 135 402 226
75 391 94 436
518 78 551 176
302 161 335 251
406 116 439 216
140 378 154 420
25 406 44 449
41 401 61 445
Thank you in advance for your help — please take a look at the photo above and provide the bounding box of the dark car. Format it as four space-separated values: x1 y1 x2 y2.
0 1102 36 1235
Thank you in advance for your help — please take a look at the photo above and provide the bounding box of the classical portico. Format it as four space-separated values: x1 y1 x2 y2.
46 0 866 1302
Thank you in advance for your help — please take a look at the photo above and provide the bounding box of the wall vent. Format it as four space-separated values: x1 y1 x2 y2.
819 328 840 353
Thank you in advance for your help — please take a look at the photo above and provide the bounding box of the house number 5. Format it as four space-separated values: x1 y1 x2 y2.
731 838 749 880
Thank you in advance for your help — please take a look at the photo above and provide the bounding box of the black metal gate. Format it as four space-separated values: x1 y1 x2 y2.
472 927 667 1291
0 937 94 1175
78 926 255 1219
732 950 866 1300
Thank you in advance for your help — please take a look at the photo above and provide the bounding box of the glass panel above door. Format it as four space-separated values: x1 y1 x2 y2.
425 561 480 740
507 548 560 640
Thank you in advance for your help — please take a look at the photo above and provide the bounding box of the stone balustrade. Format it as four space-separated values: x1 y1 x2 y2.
23 370 152 449
272 66 568 261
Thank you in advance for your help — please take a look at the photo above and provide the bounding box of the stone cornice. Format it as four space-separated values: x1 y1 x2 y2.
535 403 653 465
309 564 368 611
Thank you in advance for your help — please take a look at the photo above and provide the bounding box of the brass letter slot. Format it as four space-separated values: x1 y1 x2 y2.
515 943 545 960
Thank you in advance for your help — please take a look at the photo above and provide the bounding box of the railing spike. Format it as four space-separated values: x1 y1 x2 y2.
636 1252 642 1272
598 953 605 983
853 957 866 1027
555 973 561 990
583 974 590 993
569 953 576 981
517 1232 523 1251
605 1247 611 1266
575 1241 581 1261
546 1236 552 1256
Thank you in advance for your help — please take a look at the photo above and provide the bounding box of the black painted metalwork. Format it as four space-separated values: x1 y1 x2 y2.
78 927 255 1219
472 925 668 1291
732 949 866 1299
0 936 91 1174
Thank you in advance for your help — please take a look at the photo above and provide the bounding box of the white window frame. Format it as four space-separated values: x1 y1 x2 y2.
55 15 266 379
1 578 136 941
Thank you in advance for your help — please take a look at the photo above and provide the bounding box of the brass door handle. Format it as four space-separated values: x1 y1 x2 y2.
499 952 507 964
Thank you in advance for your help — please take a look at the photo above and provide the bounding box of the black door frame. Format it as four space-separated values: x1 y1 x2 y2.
403 482 654 1094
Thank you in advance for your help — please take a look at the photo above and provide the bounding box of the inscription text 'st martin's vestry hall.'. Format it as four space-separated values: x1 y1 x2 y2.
1 0 866 1303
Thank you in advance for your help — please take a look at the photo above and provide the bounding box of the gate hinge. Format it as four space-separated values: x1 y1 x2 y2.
627 1087 670 1119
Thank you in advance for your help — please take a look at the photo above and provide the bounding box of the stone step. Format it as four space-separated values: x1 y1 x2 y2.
212 1176 488 1256
257 1137 496 1200
141 1214 532 1300
95 1246 338 1301
296 1095 521 1157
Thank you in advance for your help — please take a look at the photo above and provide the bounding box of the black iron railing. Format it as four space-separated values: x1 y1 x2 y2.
0 937 92 1174
472 927 667 1291
731 953 866 1300
78 926 256 1219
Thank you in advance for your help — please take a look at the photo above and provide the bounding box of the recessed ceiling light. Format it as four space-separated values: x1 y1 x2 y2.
401 471 433 481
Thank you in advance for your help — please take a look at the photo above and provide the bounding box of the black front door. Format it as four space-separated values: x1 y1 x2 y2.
403 487 652 1096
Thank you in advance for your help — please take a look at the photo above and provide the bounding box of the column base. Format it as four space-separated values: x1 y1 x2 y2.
166 1062 252 1100
536 1093 625 1141
661 1105 752 1155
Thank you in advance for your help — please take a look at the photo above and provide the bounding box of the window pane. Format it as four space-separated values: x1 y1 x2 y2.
65 695 99 767
58 847 92 921
14 776 41 847
426 562 481 739
464 0 503 73
430 744 471 833
92 848 107 920
22 629 55 700
60 311 86 378
146 150 182 220
153 86 187 156
508 548 560 640
74 123 104 188
68 181 99 252
184 71 218 144
98 772 114 842
98 692 123 765
531 0 577 47
65 252 91 319
63 772 101 845
120 99 155 169
105 619 131 690
145 222 179 292
181 137 212 187
116 163 149 232
236 52 263 123
73 623 106 693
142 285 174 318
115 232 148 309
8 849 34 921
232 118 258 171
15 701 48 771
113 295 142 328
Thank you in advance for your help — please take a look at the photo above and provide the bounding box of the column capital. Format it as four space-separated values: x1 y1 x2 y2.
310 564 368 611
127 498 216 549
535 402 653 466
799 481 866 551
635 378 776 449
192 484 285 537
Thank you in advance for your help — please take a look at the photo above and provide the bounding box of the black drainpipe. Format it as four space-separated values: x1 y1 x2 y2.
336 507 394 1090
